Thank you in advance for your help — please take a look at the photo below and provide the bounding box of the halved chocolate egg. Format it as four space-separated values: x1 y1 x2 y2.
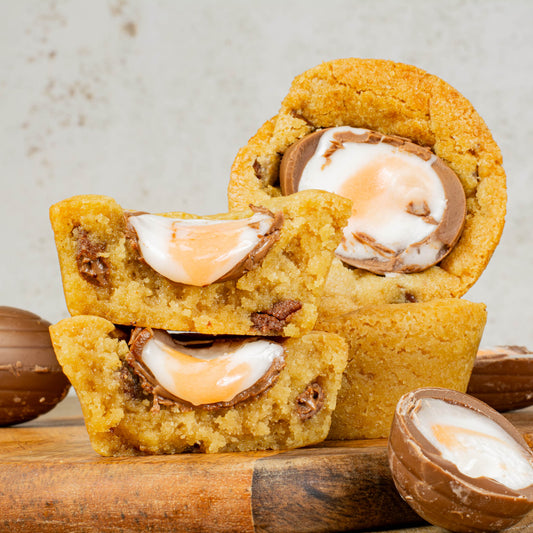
280 127 466 275
126 328 285 411
125 206 282 286
467 346 533 412
0 306 71 426
388 387 533 532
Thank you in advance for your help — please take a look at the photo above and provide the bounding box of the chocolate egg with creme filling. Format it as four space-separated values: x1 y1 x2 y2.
126 328 286 411
388 387 533 533
0 306 71 426
280 127 466 275
467 345 533 412
125 206 282 287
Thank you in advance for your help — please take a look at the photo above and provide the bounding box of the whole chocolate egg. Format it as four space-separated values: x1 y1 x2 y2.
0 306 71 425
467 346 533 412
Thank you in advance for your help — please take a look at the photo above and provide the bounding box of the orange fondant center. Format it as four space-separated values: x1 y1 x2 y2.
432 423 509 454
168 219 251 286
477 349 500 357
160 342 251 405
337 155 434 223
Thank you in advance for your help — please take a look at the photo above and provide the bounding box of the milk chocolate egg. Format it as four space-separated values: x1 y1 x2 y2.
467 346 533 412
388 387 533 533
0 306 71 425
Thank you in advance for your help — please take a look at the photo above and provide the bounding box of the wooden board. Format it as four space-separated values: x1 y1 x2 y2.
1 397 533 533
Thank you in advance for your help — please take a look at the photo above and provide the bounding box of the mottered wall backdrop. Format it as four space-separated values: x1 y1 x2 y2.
1 0 532 347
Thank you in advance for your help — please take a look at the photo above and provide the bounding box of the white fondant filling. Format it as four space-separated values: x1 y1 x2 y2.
128 212 273 286
480 347 533 360
141 337 284 405
297 127 447 265
414 397 533 490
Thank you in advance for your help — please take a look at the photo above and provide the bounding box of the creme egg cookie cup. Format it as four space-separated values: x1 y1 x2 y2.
228 58 506 317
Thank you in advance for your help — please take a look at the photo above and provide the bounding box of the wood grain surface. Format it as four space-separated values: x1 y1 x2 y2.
1 397 532 533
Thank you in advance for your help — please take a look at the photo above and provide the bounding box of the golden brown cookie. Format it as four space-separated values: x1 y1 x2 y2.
49 315 348 455
318 298 487 440
228 58 506 317
50 191 350 336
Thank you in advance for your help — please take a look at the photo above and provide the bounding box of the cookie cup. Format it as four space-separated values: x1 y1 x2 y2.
318 298 487 440
228 58 506 317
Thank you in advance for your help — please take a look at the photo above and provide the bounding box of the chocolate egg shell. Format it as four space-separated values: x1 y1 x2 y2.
0 306 71 426
279 128 325 196
467 346 533 412
388 387 533 533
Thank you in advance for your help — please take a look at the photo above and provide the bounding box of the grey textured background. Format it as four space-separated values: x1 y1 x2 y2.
1 0 532 347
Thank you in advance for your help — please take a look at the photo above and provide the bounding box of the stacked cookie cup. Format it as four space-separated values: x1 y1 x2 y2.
228 57 506 440
49 57 505 456
49 190 353 455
